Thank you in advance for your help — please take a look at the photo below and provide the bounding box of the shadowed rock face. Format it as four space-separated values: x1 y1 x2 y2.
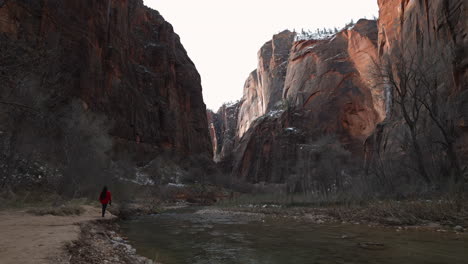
0 0 212 157
207 102 240 162
232 109 310 183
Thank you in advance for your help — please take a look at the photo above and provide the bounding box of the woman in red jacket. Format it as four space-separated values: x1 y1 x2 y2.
99 186 112 217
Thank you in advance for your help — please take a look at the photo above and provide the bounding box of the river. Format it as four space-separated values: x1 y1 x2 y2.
120 207 468 264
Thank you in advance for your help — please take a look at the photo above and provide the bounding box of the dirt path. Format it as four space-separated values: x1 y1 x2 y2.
0 205 115 264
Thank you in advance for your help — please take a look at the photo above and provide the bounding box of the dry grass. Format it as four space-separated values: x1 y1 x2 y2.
218 193 468 227
0 190 62 210
27 205 85 216
328 200 468 226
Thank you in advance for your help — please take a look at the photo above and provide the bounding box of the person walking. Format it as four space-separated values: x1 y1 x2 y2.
99 186 112 217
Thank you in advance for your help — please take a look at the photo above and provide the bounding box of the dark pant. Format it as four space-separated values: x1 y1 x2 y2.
102 203 108 217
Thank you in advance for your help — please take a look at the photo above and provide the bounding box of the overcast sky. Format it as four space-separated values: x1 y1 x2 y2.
144 0 379 110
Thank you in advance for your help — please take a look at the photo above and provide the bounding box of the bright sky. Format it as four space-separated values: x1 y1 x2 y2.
144 0 379 110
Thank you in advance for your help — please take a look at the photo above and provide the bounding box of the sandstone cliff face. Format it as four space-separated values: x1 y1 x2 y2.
373 0 468 141
237 30 296 138
365 0 468 177
284 19 382 142
226 20 385 182
377 0 467 91
237 70 262 138
207 2 468 187
0 0 212 157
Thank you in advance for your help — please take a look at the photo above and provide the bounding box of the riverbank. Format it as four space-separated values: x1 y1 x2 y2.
5 198 462 264
0 204 155 264
218 199 468 233
66 219 156 264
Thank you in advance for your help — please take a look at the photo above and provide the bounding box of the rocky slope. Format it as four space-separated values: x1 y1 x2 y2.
0 0 211 188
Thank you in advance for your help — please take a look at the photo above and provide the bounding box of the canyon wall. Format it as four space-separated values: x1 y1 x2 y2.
364 0 468 179
211 0 467 185
237 30 296 138
234 19 384 182
377 0 467 111
209 19 385 182
0 0 212 188
284 19 382 144
0 0 211 156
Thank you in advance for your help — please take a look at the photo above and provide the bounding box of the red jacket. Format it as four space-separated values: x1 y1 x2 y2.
99 191 112 204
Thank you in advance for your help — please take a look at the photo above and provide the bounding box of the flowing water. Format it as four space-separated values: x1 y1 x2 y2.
120 207 468 264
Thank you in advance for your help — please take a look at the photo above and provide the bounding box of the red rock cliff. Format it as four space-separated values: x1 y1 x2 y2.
364 0 468 173
228 20 384 182
0 0 212 157
206 2 467 185
284 19 383 142
378 0 467 94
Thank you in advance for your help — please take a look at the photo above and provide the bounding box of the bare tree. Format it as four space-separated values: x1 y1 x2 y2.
296 135 351 196
372 41 463 188
380 47 431 184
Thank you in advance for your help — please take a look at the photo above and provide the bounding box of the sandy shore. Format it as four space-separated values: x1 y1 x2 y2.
0 205 154 264
0 205 110 264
